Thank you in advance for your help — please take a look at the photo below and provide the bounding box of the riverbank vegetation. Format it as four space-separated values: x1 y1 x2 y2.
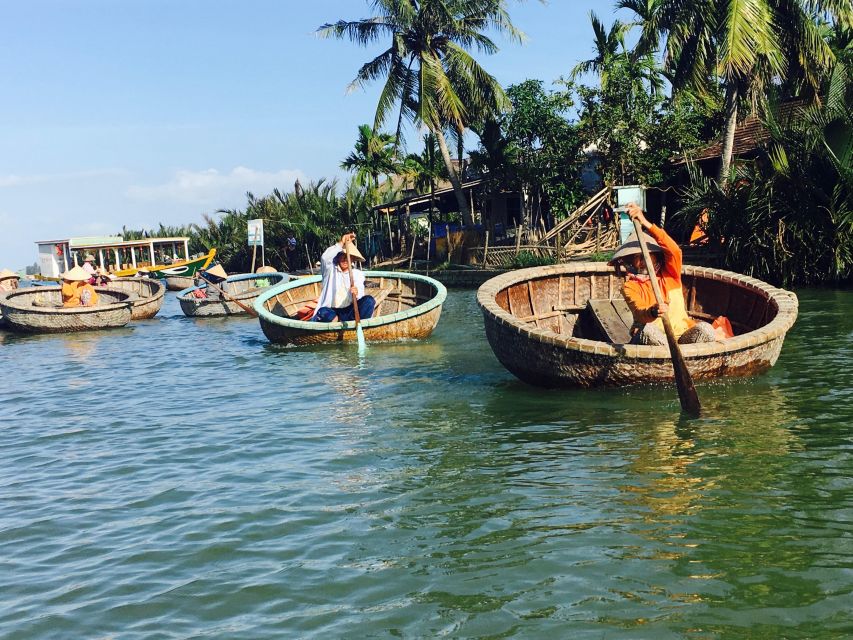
121 0 851 286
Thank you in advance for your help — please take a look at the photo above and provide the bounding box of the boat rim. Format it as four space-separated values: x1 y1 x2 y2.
476 262 798 360
177 271 289 299
254 270 447 331
0 285 134 313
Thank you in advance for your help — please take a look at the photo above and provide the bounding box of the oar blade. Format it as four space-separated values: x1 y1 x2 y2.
356 325 367 354
669 341 701 416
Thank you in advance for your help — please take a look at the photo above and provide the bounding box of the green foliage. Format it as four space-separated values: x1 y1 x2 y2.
319 0 524 226
587 250 615 263
676 137 852 286
341 124 399 200
504 251 556 269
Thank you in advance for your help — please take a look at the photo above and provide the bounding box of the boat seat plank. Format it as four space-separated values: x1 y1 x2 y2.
586 298 634 344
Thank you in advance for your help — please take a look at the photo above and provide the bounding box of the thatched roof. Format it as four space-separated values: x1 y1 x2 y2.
673 100 807 165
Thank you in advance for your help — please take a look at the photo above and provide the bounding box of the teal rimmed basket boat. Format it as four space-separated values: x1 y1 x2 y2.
254 271 446 346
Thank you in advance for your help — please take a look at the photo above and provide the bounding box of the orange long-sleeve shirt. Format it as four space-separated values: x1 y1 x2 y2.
61 281 99 307
621 224 694 337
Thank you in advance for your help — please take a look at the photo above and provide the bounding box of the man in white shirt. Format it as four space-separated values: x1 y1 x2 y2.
312 232 376 322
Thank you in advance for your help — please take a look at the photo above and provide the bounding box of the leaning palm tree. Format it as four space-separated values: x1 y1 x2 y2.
621 0 851 180
319 0 524 227
341 124 399 201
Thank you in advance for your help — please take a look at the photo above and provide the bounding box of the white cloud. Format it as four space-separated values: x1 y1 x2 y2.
126 166 307 207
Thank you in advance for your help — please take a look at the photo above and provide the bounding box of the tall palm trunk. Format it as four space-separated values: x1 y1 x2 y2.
434 128 474 226
719 82 740 182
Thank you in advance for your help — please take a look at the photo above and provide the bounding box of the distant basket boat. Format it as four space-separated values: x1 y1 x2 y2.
255 271 446 346
177 272 289 317
108 277 166 320
0 286 133 333
163 275 195 291
477 263 798 388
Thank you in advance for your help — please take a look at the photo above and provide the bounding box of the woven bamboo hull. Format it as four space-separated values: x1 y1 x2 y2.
477 263 798 388
178 272 288 317
255 271 446 346
164 275 194 291
109 278 165 320
0 287 133 333
259 305 443 345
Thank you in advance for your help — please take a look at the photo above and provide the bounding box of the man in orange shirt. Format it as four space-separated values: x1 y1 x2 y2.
609 204 716 346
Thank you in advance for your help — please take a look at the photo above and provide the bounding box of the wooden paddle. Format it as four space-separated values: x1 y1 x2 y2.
199 274 258 317
345 243 367 353
631 216 701 417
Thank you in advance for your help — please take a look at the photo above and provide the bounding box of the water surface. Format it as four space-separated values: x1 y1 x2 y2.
1 287 851 638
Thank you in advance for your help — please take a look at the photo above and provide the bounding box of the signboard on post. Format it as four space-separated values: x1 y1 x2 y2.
247 219 264 247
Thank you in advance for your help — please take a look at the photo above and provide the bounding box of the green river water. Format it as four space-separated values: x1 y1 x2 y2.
0 287 851 639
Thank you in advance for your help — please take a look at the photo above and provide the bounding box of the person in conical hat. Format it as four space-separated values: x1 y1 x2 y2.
255 265 277 274
611 203 716 346
81 253 98 276
0 268 20 292
312 232 375 322
61 265 99 307
199 264 228 300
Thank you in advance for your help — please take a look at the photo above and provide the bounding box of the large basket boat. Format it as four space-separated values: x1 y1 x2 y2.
108 278 166 320
0 286 133 333
255 271 446 346
177 272 289 317
477 263 798 388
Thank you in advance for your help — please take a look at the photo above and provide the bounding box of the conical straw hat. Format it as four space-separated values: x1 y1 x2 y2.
343 241 365 262
608 231 663 265
62 265 91 281
204 264 228 280
83 254 96 262
256 265 277 274
0 268 18 279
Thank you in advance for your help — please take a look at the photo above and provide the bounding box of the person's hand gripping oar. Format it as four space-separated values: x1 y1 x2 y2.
345 242 367 354
630 208 701 417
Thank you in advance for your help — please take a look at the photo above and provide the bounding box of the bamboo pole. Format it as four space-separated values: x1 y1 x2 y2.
482 230 490 269
408 231 416 270
305 244 314 275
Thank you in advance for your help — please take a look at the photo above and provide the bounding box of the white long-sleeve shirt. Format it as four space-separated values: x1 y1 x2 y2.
312 242 366 318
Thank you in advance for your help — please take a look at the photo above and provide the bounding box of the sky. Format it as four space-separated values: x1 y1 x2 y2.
0 0 626 269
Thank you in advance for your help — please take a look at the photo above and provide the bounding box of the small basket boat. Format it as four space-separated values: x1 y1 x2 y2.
255 271 446 346
164 275 195 291
177 272 289 317
477 262 798 388
0 286 133 333
108 278 166 320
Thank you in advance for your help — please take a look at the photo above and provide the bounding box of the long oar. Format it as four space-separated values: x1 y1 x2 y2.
199 275 258 317
345 244 367 354
632 218 701 417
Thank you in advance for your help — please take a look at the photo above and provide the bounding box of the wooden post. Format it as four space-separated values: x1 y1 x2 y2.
426 223 432 263
305 244 313 275
408 230 416 270
251 242 257 274
482 230 489 269
515 224 522 256
386 210 394 255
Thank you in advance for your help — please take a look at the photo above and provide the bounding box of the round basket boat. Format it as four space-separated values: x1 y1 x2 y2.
178 272 289 317
477 262 798 388
108 277 165 320
0 286 133 333
255 271 446 346
164 275 195 291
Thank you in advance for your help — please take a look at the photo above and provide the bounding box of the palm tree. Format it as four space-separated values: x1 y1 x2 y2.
319 0 524 227
570 12 629 90
621 0 851 180
340 124 399 199
399 133 447 220
618 0 853 180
